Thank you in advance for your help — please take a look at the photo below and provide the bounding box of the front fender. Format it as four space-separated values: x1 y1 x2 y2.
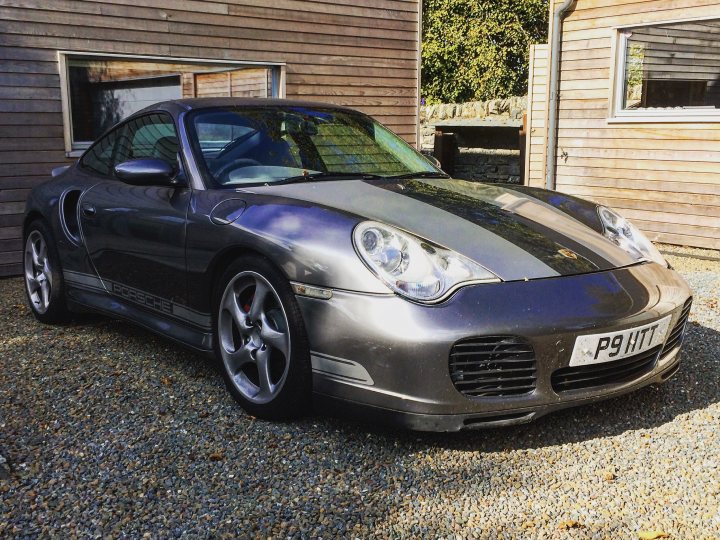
185 191 391 313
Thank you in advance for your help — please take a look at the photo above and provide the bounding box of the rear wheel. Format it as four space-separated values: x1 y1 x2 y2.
214 256 311 420
23 219 71 324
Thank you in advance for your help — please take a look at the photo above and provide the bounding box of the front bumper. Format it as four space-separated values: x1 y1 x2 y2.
296 262 692 431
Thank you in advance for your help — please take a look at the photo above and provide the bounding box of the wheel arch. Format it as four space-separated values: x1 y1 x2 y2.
203 243 292 309
23 210 46 235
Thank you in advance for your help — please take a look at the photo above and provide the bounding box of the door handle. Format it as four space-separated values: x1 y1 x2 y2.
81 203 96 217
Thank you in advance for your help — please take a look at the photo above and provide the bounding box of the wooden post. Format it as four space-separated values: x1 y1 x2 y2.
433 130 457 176
519 113 527 185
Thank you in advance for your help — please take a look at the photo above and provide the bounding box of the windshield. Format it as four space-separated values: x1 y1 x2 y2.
186 106 440 187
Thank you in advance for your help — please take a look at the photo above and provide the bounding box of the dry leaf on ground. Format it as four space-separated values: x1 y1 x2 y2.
558 519 584 530
638 531 669 540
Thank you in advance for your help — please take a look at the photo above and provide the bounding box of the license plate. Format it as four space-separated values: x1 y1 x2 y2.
569 316 672 367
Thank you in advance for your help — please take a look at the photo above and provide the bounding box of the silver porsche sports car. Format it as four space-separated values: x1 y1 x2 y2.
24 98 692 431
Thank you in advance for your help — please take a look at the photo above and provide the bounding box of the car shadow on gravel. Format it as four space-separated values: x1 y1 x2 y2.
63 314 720 453
7 289 717 457
322 321 720 452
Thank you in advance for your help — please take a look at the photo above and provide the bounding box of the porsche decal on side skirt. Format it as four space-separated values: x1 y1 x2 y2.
63 270 212 329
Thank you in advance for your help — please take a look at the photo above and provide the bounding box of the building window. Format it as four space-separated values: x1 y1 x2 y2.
60 53 284 154
613 18 720 121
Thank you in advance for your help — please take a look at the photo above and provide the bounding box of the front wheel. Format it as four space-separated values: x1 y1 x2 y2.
213 256 312 420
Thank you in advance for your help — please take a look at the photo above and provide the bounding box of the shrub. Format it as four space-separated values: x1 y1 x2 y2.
422 0 549 104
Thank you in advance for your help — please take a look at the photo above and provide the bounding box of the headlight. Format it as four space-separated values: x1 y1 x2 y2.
598 206 666 266
353 221 500 302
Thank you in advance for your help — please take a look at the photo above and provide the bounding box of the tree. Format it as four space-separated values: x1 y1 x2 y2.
422 0 549 104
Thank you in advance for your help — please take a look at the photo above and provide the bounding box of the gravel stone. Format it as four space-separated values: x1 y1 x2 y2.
1 243 718 538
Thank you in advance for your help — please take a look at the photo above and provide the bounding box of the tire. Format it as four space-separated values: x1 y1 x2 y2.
213 255 312 420
23 218 72 324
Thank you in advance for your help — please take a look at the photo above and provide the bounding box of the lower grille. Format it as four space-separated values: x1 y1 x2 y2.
449 336 536 398
551 345 661 393
661 298 693 356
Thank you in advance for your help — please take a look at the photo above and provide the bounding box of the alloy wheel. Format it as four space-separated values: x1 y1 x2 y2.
218 271 291 404
24 230 52 314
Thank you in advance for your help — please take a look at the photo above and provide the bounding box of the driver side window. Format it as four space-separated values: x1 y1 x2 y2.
79 127 120 177
114 113 179 171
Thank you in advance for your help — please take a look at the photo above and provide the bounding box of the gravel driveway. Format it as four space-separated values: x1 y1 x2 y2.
1 245 718 539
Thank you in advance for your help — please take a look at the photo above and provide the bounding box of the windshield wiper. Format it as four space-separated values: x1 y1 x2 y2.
386 171 450 180
279 171 386 184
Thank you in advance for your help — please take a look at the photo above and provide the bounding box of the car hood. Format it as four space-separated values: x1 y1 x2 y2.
246 178 639 282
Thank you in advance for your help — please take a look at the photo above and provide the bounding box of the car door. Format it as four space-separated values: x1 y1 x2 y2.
79 112 190 308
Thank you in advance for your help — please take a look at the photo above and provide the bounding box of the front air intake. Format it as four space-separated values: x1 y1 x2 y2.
551 345 660 393
449 336 537 398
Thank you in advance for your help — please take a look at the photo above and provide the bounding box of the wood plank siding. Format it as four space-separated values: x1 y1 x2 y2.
528 0 720 250
526 44 549 189
0 0 421 276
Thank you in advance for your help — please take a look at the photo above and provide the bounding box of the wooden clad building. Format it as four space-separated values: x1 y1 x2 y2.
0 0 421 276
527 0 720 250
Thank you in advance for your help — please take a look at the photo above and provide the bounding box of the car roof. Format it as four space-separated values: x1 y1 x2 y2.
140 97 360 116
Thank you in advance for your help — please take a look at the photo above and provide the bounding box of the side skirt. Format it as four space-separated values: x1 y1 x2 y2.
65 285 215 355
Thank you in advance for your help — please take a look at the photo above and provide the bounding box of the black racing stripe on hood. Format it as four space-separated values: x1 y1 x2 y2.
501 185 605 234
373 180 605 276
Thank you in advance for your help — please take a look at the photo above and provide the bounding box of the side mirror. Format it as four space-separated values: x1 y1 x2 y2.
114 158 180 186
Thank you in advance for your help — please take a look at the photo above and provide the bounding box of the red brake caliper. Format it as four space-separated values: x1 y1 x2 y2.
243 292 254 314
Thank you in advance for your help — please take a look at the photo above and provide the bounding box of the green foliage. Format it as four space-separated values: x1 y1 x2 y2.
624 43 645 107
422 0 549 104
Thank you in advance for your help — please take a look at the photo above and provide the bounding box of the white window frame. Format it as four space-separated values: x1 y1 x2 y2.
58 51 286 157
609 14 720 124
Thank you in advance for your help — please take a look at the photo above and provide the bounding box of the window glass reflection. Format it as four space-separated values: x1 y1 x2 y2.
67 57 277 147
622 19 720 111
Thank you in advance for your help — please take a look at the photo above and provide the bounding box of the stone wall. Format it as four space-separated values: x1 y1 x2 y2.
452 148 523 183
420 96 527 184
